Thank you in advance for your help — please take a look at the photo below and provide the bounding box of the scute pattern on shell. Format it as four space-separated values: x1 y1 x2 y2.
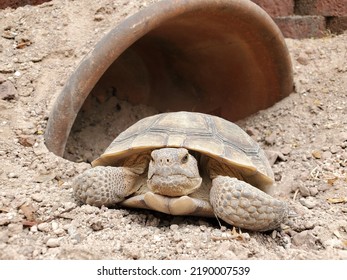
92 111 274 190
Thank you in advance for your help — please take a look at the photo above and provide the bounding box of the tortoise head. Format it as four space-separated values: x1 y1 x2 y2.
147 148 202 197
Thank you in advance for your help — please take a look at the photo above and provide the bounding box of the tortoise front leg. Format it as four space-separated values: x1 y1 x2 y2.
210 176 288 231
72 166 142 207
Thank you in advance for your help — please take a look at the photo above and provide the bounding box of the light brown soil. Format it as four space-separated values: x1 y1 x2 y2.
0 0 346 260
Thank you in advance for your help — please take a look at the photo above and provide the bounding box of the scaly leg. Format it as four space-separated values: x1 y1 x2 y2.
210 176 288 231
72 166 141 207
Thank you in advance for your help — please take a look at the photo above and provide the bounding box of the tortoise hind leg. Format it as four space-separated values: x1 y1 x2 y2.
210 176 288 231
72 166 141 207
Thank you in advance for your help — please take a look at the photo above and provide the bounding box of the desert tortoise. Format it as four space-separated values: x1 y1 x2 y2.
72 111 288 231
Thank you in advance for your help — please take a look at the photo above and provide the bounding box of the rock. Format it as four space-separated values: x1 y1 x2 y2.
31 193 43 202
0 231 9 243
312 150 322 159
94 15 105 21
292 230 317 248
90 220 104 231
8 223 23 235
54 228 66 236
299 184 310 197
281 146 292 155
30 225 38 233
266 150 286 165
46 238 60 248
33 173 56 183
18 135 35 147
297 53 309 65
309 187 319 197
62 202 77 210
265 132 276 145
81 204 100 214
170 224 179 230
0 80 17 101
37 222 51 232
7 172 18 179
67 225 82 243
51 221 59 231
173 232 182 242
299 197 317 209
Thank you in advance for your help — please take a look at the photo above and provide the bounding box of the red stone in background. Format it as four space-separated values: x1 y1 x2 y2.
274 15 326 39
295 0 347 17
251 0 295 17
327 16 347 34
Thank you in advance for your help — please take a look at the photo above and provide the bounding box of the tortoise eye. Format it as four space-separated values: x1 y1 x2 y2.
181 154 189 164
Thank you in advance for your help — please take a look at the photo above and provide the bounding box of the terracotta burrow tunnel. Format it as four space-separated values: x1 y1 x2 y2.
44 0 293 162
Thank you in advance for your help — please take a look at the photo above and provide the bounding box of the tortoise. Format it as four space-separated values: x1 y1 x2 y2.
72 111 288 231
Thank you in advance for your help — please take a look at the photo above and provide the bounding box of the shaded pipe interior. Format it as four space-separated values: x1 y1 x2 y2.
45 0 293 158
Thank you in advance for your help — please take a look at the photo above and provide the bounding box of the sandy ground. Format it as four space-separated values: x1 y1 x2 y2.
0 0 347 260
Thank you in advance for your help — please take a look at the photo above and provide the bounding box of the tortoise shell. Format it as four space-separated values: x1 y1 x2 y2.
92 111 274 193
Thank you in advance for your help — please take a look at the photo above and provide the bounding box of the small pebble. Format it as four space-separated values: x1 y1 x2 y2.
299 184 310 197
297 54 309 65
170 224 179 230
54 228 66 236
37 222 51 232
67 225 82 243
8 223 23 234
299 197 317 209
0 217 10 226
265 133 276 145
309 187 319 197
18 135 35 147
51 221 59 231
91 220 104 231
173 232 182 242
31 193 43 202
46 238 60 248
312 150 322 159
67 225 77 236
0 231 9 243
292 230 317 248
281 146 292 155
330 145 339 154
30 225 38 232
81 204 100 214
7 172 18 178
62 202 76 210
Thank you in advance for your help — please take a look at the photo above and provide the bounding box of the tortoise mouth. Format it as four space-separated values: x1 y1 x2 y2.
147 174 202 197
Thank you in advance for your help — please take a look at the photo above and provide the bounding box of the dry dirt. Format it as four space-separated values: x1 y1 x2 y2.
0 0 347 260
